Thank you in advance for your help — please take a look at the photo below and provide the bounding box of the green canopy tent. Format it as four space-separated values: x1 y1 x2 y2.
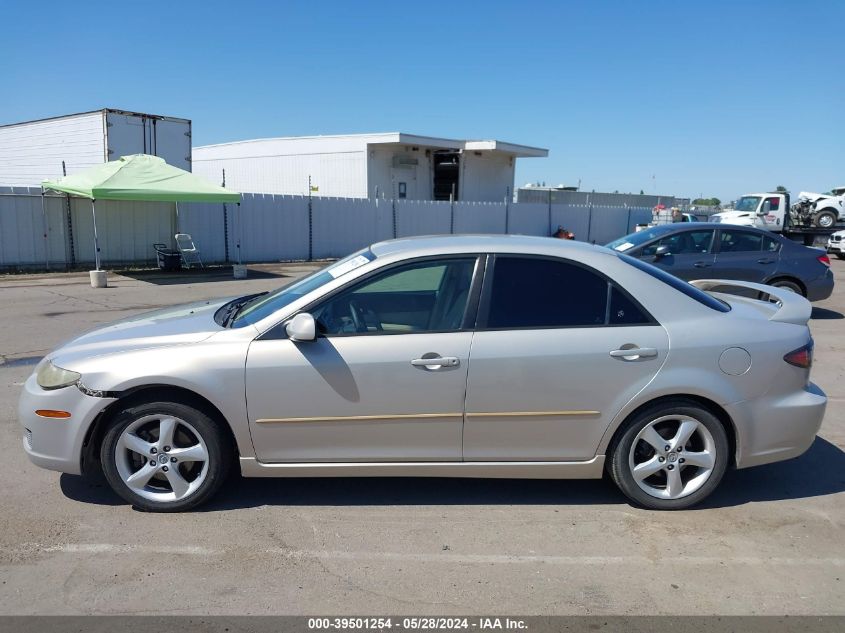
41 153 241 273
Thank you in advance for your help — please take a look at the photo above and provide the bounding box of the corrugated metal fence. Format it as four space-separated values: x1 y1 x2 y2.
1 187 655 269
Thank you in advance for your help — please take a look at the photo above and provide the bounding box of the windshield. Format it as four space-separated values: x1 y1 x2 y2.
230 248 376 328
735 196 761 212
605 225 677 252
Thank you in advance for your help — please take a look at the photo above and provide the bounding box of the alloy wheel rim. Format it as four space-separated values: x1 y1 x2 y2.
628 415 716 500
114 414 209 502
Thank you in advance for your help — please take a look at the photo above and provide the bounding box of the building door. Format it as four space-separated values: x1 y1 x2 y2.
433 151 460 201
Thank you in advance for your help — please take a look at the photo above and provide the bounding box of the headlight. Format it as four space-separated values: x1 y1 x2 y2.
36 361 81 390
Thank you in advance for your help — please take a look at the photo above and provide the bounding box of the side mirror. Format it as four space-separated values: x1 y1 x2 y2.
759 201 771 215
654 245 671 258
285 313 316 342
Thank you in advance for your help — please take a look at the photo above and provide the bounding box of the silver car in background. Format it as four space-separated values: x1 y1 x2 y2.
19 235 826 511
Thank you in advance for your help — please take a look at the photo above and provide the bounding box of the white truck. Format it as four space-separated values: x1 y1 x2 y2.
710 190 845 245
0 108 192 186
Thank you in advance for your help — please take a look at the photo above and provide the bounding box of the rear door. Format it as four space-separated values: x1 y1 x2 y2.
636 228 716 280
713 228 778 282
462 255 669 462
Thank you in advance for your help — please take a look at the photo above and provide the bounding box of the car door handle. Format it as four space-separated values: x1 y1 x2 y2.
609 347 658 360
693 261 711 268
411 356 460 368
757 258 775 264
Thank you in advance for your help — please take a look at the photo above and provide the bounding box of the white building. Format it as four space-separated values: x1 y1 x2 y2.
193 132 548 201
0 109 192 185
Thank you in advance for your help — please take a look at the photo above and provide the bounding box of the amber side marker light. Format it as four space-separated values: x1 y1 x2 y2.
35 410 72 419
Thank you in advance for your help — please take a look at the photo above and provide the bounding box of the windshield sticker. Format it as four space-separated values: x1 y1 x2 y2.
614 242 634 252
327 254 371 279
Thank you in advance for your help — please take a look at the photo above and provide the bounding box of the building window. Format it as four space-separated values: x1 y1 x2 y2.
398 182 407 199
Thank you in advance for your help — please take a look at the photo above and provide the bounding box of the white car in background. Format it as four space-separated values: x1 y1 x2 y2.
827 230 845 260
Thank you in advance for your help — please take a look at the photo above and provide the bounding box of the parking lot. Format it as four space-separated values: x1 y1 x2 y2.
0 261 843 616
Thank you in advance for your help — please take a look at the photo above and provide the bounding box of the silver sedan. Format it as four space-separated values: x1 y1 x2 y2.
19 235 826 511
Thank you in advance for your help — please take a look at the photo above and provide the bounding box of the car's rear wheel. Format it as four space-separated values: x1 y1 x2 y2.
770 278 804 296
609 400 729 510
813 210 837 228
100 400 231 512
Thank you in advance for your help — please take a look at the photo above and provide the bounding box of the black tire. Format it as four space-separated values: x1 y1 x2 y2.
813 210 837 228
836 253 845 260
769 278 804 296
608 399 729 510
100 399 232 512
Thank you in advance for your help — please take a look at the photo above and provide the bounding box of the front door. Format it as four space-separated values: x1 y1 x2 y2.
636 229 716 280
463 256 669 461
245 256 479 463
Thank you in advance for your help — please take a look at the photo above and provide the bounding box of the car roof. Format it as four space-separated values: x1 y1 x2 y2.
370 233 611 258
664 221 773 235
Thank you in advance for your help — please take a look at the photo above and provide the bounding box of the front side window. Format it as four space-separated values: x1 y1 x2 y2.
719 230 763 253
484 256 651 329
312 258 476 335
640 230 715 256
764 196 780 211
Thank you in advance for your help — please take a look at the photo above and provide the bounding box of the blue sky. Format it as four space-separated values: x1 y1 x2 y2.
2 0 842 201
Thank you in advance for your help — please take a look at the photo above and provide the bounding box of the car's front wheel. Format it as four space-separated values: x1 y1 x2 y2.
100 399 232 512
609 400 729 510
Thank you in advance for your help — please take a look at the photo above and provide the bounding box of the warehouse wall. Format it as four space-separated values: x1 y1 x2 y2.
461 152 515 202
0 188 654 269
193 136 369 198
367 146 433 200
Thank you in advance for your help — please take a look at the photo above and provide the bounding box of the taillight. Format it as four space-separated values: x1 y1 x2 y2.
818 254 830 267
784 341 813 369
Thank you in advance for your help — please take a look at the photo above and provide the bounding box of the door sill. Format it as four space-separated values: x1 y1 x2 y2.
239 456 605 479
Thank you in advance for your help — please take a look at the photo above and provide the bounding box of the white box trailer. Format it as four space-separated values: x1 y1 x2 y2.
0 109 192 186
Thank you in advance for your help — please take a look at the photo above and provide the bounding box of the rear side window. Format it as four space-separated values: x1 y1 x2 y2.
618 254 730 313
719 230 763 253
610 286 650 324
484 256 652 328
763 236 781 252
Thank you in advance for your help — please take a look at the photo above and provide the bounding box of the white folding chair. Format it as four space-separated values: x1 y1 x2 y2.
175 233 204 269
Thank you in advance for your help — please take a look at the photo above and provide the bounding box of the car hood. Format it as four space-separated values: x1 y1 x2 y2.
48 298 230 366
710 211 754 224
797 191 831 202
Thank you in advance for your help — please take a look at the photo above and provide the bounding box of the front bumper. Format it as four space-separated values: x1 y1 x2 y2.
726 382 826 469
18 372 116 475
